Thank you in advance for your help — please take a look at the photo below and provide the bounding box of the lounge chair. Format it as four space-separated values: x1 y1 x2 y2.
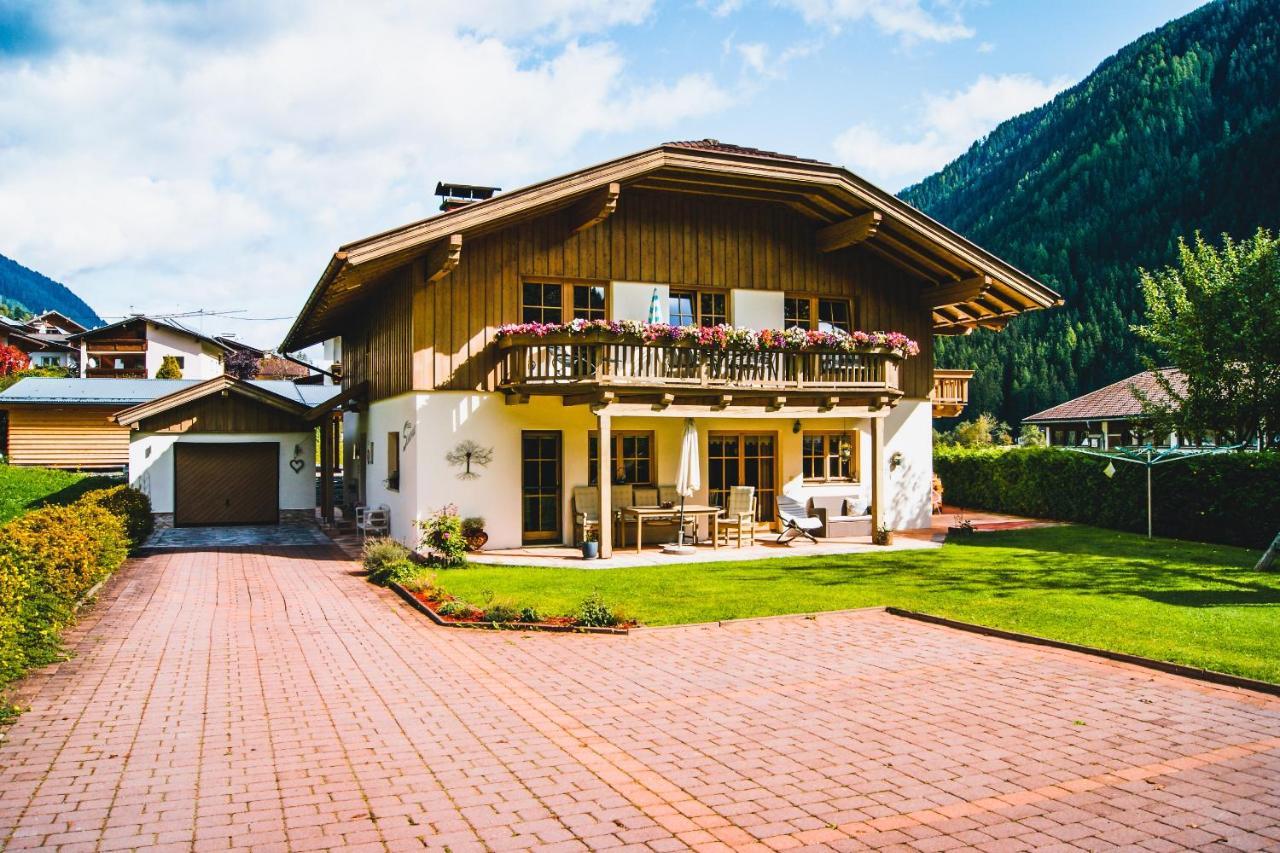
775 495 821 544
715 485 756 547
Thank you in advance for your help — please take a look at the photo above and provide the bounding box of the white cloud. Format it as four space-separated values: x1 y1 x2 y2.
700 0 745 16
736 41 770 74
775 0 973 44
833 72 1071 189
0 0 727 347
977 41 995 54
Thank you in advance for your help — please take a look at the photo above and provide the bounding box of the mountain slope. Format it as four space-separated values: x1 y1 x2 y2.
901 0 1280 424
0 253 102 329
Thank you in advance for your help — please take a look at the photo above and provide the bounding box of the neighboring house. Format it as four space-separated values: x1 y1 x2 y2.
217 335 330 384
1024 368 1196 448
282 140 1062 554
68 316 229 379
0 377 339 527
1 311 82 370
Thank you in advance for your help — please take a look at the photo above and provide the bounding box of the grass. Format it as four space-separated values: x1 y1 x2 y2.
0 464 120 524
436 526 1280 683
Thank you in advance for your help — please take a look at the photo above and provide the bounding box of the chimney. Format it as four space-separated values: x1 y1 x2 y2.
435 181 501 212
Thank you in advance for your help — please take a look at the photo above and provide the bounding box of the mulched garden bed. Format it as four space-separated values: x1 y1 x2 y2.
389 582 635 635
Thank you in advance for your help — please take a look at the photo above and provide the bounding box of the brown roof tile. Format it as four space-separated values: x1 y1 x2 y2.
1023 368 1186 423
664 139 828 164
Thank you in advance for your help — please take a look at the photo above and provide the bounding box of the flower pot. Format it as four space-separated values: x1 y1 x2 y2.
581 541 599 560
947 525 975 538
873 530 894 546
464 531 488 552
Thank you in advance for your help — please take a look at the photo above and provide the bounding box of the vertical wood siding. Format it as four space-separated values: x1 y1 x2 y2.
346 189 934 400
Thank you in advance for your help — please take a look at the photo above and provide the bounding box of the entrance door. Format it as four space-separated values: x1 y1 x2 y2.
708 432 777 522
174 442 279 526
521 431 562 543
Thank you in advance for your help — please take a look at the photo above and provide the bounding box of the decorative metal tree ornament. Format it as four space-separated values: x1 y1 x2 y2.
445 440 494 480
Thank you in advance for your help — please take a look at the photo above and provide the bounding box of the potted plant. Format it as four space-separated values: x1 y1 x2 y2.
461 517 488 551
948 509 976 539
873 524 894 546
581 528 599 560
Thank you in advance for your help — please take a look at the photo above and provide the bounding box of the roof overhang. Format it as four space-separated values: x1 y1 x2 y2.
113 375 308 427
281 143 1063 351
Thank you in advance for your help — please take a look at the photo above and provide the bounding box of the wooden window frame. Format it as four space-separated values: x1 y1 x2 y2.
587 430 656 486
784 293 856 333
386 431 400 491
521 277 611 324
668 287 730 327
706 430 780 522
801 430 859 483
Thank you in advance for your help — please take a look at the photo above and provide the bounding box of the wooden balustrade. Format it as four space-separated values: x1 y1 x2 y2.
497 334 902 399
932 368 973 418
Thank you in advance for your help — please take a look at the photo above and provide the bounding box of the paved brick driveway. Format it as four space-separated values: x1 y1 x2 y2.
1 546 1278 852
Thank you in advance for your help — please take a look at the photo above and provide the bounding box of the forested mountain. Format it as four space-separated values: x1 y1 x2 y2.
0 253 102 329
902 0 1280 425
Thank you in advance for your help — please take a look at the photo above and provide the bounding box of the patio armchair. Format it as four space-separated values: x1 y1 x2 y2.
571 486 600 546
809 495 871 538
356 505 390 541
775 495 821 544
715 485 756 548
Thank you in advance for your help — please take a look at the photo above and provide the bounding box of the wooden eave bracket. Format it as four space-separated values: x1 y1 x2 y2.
921 274 993 309
652 392 676 412
568 182 621 235
424 234 463 283
816 211 882 253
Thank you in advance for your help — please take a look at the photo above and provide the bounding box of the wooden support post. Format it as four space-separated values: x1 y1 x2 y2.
319 417 334 525
870 416 886 536
597 410 613 559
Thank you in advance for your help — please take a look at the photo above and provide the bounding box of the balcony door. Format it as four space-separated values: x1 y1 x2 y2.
521 431 562 544
707 432 777 523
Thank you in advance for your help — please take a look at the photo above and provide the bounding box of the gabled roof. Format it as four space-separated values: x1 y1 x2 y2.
68 315 233 352
281 140 1064 351
112 375 342 426
32 310 88 334
1024 368 1186 423
6 330 76 352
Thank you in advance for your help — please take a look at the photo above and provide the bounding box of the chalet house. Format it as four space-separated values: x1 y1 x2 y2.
69 316 229 379
1024 368 1213 448
0 311 83 370
282 141 1062 555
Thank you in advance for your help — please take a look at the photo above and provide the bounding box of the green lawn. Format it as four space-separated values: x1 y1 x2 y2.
0 465 120 524
436 526 1280 683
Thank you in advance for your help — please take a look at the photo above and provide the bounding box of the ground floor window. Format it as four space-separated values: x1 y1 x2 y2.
588 431 655 485
708 432 777 522
386 431 400 491
802 431 857 482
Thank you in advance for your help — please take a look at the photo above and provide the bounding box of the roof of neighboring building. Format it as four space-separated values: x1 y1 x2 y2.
0 377 334 407
257 355 312 379
31 310 89 334
67 316 232 351
1023 368 1186 423
7 331 77 352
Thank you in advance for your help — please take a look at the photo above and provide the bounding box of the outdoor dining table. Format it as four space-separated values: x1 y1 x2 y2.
619 504 724 553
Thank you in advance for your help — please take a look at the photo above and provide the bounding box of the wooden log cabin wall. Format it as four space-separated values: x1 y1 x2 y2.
340 189 934 402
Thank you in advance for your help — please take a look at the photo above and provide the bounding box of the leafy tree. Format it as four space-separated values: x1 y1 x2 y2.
0 344 30 377
1018 423 1046 446
944 413 1013 448
224 349 260 380
1132 228 1280 444
155 355 183 379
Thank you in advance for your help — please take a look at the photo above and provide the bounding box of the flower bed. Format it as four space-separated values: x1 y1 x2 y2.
495 319 920 358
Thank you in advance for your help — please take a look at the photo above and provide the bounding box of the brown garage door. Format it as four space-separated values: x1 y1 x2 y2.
174 442 279 526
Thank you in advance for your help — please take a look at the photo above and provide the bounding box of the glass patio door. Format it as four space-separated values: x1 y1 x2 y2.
521 431 562 543
707 432 777 522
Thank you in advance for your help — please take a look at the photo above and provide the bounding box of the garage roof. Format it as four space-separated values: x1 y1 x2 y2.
0 377 336 407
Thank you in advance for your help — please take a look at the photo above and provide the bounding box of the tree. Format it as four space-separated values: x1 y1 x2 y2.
1132 229 1280 445
224 349 260 380
0 344 30 377
155 354 183 379
945 413 1013 448
1018 423 1046 446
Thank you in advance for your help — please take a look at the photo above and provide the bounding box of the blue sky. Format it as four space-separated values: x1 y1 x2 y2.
0 0 1204 349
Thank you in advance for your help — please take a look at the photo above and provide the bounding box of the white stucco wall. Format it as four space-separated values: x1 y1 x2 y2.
146 323 224 379
612 282 668 322
731 289 784 330
348 392 935 549
128 432 316 513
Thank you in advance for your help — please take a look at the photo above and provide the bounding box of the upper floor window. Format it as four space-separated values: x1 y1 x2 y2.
522 281 608 323
668 289 728 327
786 295 853 334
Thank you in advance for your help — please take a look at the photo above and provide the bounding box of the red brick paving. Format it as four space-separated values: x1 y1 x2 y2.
1 546 1278 851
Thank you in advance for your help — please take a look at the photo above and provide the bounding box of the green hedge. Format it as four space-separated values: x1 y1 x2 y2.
0 486 149 686
934 446 1280 550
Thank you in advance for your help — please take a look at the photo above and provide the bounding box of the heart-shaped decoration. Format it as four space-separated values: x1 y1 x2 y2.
289 458 305 473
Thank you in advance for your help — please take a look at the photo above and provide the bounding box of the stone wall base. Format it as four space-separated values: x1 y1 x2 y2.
151 510 315 527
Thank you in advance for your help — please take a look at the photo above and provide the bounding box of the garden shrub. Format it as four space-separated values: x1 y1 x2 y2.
482 598 521 624
79 485 153 550
436 599 476 619
577 591 620 627
934 446 1280 549
518 606 541 624
417 504 468 567
362 537 410 584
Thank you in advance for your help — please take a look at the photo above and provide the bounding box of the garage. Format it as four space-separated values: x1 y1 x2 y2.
174 442 280 526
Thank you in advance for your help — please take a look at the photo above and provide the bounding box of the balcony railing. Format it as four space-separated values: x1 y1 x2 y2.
498 333 902 399
932 369 973 418
86 367 149 379
86 341 147 353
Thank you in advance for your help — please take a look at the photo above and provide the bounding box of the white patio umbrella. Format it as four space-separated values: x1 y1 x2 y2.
667 418 700 552
647 287 664 323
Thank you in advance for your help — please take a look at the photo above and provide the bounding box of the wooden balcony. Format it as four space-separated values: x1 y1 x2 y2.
86 340 147 353
498 333 903 408
932 369 973 418
86 367 149 379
